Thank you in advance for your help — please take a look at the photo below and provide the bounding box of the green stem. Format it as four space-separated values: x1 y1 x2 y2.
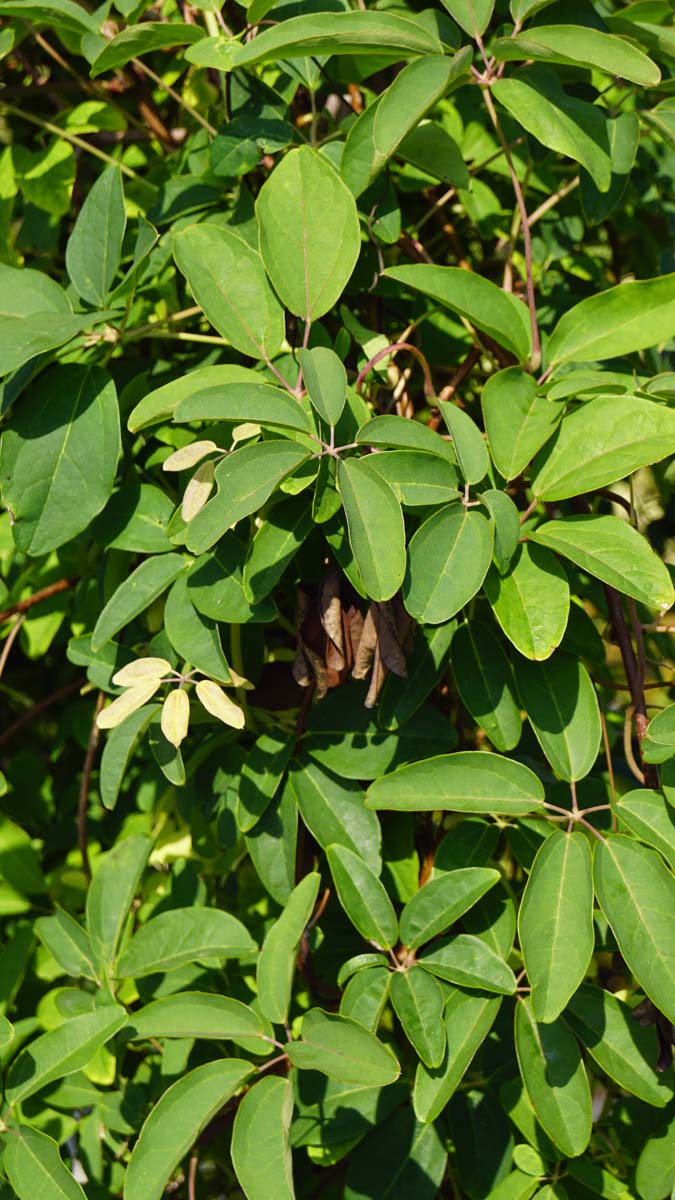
0 101 155 194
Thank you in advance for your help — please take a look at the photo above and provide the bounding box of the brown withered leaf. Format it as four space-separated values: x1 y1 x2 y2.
352 598 412 708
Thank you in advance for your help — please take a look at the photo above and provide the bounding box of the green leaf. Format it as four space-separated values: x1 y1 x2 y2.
419 933 517 994
35 907 99 982
0 0 98 34
0 364 120 556
341 54 463 197
441 0 494 36
238 730 294 832
355 414 457 463
397 121 470 189
164 574 231 684
379 620 455 729
344 1105 448 1199
363 449 459 508
481 489 521 575
635 1111 675 1200
514 999 592 1157
451 620 522 752
4 1126 87 1200
257 873 320 1024
493 25 660 86
404 504 493 624
0 309 97 377
530 516 674 612
126 992 272 1054
173 223 284 360
286 1008 400 1085
186 442 310 555
175 381 312 434
124 1059 253 1200
91 554 186 651
92 481 174 555
256 147 361 322
128 364 261 432
246 779 298 906
384 264 532 362
581 110 640 227
116 906 256 978
515 652 601 781
5 1005 126 1106
492 68 611 193
243 495 314 603
390 968 446 1068
232 1076 295 1200
532 394 675 501
484 544 570 661
90 21 205 76
482 367 562 481
291 761 382 873
99 703 157 810
644 705 675 764
434 819 500 874
482 1171 540 1200
86 835 151 970
548 273 675 366
297 346 347 426
400 867 499 950
413 988 501 1122
566 983 675 1108
438 401 490 485
231 11 442 70
65 165 126 305
616 788 675 871
188 533 277 625
327 844 398 949
519 832 594 1023
337 458 406 602
593 835 675 1025
340 965 391 1032
368 751 544 814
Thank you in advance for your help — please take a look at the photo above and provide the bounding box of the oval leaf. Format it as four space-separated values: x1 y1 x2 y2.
400 867 500 950
593 835 675 1025
232 1076 295 1200
531 394 675 500
6 1005 126 1106
404 504 493 624
519 831 594 1023
530 515 674 612
124 1059 253 1200
117 907 256 978
484 544 570 661
257 872 320 1024
256 146 361 322
337 457 406 602
285 1008 400 1085
173 223 284 361
515 998 592 1157
326 844 399 950
384 264 532 362
515 652 602 781
367 752 545 814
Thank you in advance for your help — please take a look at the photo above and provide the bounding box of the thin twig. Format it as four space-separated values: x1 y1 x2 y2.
187 1152 198 1200
0 101 153 191
0 577 79 624
0 679 83 750
355 342 435 399
598 705 617 827
132 57 217 137
528 176 580 227
0 615 25 681
78 692 105 885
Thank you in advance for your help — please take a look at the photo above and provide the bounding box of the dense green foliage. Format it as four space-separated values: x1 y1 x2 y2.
2 1 675 1197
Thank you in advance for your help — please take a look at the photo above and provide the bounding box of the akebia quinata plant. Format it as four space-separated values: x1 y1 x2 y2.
2 2 675 1199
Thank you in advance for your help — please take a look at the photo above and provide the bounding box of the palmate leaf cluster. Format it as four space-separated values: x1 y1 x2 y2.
2 0 675 1197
